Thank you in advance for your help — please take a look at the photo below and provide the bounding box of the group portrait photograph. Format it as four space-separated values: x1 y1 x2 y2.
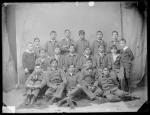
2 1 147 112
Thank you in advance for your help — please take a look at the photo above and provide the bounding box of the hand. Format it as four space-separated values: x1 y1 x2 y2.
25 68 29 73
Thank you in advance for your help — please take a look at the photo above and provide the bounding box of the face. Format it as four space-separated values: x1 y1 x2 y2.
65 30 71 38
86 61 93 68
112 32 118 39
97 32 103 40
111 48 117 54
54 48 61 54
40 50 45 57
103 68 109 75
98 46 104 53
34 39 40 46
50 32 57 40
68 65 75 73
119 41 126 49
35 66 41 72
28 43 33 51
79 34 85 39
51 60 58 68
84 49 91 55
69 46 75 53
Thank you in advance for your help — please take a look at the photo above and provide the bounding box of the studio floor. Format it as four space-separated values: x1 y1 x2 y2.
3 86 147 112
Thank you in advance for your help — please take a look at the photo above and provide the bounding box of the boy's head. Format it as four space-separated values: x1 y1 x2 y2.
110 45 117 54
50 59 58 68
112 30 118 40
35 64 41 72
34 37 40 46
98 45 105 53
96 31 103 40
103 67 109 76
68 65 75 73
27 42 34 51
79 30 85 39
64 29 71 39
69 44 76 53
50 30 57 40
84 47 91 55
85 59 93 69
54 47 61 55
40 49 46 58
119 38 127 49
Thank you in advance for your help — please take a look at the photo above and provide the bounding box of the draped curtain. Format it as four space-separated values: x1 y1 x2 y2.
2 2 147 91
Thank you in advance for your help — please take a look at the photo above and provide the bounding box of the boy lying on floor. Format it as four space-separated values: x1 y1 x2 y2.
24 64 46 105
57 60 107 109
95 67 140 102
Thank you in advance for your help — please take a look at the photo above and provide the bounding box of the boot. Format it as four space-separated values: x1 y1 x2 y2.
67 98 75 109
30 95 36 105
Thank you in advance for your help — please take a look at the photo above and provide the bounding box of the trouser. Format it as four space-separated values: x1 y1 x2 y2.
67 86 97 100
104 87 132 102
45 83 65 99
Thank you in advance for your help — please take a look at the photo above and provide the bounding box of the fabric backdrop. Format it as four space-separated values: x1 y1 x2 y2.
2 2 147 91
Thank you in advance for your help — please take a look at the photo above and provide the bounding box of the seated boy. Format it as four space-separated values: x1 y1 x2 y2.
22 42 36 79
35 49 50 72
64 44 80 70
24 64 46 105
106 45 125 90
93 45 107 71
77 47 94 71
45 59 66 104
96 67 140 102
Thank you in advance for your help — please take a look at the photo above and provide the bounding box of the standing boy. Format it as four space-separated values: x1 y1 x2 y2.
119 38 134 92
76 30 89 56
33 37 42 59
92 31 107 56
46 31 59 56
22 42 36 79
60 29 75 55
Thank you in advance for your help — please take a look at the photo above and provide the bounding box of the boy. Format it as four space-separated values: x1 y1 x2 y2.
45 59 66 104
107 30 120 53
119 38 134 92
60 29 75 55
93 45 107 71
106 45 125 90
25 64 46 105
22 42 36 78
92 31 107 56
33 37 42 59
96 67 140 102
46 31 59 56
76 30 89 56
64 44 79 70
77 47 94 71
35 49 50 72
49 47 65 69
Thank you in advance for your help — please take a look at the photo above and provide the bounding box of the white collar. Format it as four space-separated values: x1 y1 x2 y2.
50 39 56 42
25 49 34 53
123 46 128 51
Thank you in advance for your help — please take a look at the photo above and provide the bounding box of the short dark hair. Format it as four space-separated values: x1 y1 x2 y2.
97 31 103 34
34 37 40 42
64 29 70 33
35 63 41 67
79 30 85 35
112 30 118 35
120 38 127 43
110 45 117 50
50 59 58 65
50 30 56 35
